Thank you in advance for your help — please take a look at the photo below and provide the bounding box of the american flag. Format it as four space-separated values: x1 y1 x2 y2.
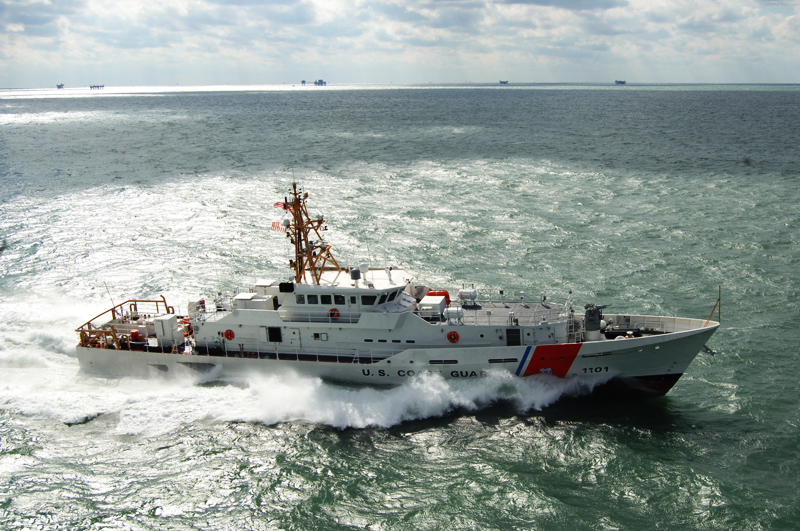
273 202 293 210
271 221 287 232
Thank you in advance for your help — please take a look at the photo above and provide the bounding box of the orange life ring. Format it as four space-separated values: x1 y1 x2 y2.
224 329 235 341
329 308 340 320
447 331 459 343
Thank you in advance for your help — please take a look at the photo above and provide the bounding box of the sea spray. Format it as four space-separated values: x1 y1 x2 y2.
0 363 611 435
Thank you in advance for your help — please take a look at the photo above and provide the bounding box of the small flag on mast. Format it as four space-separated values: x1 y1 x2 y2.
274 202 293 210
271 221 287 232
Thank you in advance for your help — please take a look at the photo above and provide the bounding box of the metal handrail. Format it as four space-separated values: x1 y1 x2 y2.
76 296 175 348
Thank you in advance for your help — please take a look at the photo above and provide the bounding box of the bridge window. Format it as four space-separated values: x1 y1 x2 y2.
321 294 332 305
307 295 319 304
361 295 377 306
296 295 305 304
335 294 345 305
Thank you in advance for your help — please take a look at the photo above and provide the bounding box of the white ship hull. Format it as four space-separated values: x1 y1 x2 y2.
77 308 718 397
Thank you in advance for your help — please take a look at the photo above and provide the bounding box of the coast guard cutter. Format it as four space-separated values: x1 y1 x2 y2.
77 183 720 397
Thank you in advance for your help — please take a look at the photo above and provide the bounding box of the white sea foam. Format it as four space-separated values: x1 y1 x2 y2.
206 371 562 429
0 355 598 436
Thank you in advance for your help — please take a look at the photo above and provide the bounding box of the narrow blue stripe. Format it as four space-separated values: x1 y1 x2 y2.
516 346 532 376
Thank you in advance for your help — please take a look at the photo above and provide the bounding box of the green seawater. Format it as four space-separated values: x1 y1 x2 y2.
0 84 798 529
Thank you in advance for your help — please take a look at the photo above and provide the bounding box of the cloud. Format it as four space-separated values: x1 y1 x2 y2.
1 0 85 37
429 7 484 30
205 0 299 5
370 2 429 23
502 0 627 11
0 0 799 86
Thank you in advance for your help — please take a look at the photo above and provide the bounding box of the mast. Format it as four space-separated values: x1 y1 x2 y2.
284 183 341 284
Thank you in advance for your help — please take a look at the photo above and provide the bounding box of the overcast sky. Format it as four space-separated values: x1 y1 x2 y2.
2 0 798 88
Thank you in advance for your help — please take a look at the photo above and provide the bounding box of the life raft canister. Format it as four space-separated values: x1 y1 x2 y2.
224 329 235 341
447 331 459 343
427 290 451 306
329 308 340 320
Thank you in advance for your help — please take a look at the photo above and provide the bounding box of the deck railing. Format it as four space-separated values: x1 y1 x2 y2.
75 296 176 349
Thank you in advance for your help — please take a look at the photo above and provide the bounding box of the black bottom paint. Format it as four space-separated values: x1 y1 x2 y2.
592 374 684 398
